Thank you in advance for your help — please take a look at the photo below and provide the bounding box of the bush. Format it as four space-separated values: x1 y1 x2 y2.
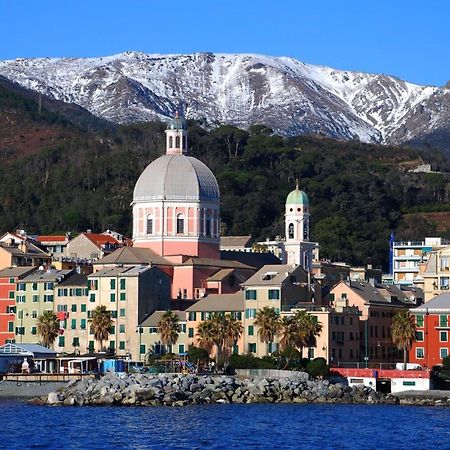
306 357 329 378
187 346 209 363
442 355 450 369
228 353 276 369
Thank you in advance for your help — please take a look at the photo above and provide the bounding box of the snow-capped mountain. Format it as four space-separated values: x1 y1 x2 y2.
0 51 449 146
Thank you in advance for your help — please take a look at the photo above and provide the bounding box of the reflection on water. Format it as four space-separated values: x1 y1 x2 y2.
1 400 450 449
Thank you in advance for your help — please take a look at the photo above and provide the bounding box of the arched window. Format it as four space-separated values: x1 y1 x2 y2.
169 136 173 148
146 215 153 235
175 136 180 148
206 215 211 237
177 214 184 234
288 223 294 239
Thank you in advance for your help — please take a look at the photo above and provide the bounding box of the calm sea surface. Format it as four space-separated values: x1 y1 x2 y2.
1 399 449 449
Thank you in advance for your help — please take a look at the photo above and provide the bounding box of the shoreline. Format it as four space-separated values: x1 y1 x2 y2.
0 381 66 398
32 372 450 408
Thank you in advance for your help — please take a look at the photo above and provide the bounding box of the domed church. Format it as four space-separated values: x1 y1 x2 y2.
132 112 221 259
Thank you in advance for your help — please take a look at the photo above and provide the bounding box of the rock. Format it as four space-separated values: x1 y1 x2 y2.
47 392 60 405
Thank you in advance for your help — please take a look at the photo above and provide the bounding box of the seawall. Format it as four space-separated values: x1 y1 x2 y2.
40 372 402 407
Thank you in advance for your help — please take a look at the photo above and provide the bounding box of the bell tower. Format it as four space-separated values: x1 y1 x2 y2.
284 179 315 270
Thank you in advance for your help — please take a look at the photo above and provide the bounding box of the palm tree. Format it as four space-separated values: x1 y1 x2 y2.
157 311 181 353
36 311 59 348
254 307 281 353
279 311 322 358
223 314 244 356
197 313 243 367
89 305 114 352
392 311 416 370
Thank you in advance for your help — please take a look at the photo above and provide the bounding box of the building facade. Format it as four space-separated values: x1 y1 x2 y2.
409 293 450 368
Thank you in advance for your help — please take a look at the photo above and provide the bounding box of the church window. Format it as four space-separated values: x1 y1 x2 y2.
146 215 153 235
206 215 211 237
175 136 180 148
169 136 173 148
177 214 185 234
288 223 294 239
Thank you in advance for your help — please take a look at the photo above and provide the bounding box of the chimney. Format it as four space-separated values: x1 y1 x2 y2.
86 229 92 234
18 241 28 253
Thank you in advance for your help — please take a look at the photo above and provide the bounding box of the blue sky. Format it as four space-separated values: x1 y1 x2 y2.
1 0 449 86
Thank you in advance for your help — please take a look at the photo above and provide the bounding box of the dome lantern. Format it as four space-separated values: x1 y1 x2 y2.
165 111 188 155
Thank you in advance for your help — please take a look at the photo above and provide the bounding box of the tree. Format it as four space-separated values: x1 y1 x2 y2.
197 313 243 367
306 357 329 378
254 307 281 353
89 305 114 352
223 314 244 356
36 311 59 348
279 311 322 358
157 310 181 353
392 311 416 370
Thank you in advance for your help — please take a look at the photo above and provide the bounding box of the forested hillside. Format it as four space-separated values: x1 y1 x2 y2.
0 83 449 270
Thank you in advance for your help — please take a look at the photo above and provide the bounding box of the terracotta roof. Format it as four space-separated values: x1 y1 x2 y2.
84 233 119 246
37 235 68 243
140 310 186 327
94 247 169 266
186 292 244 312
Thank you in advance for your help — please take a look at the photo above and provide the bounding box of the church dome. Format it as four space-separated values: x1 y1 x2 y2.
133 154 220 202
166 114 187 131
286 187 309 206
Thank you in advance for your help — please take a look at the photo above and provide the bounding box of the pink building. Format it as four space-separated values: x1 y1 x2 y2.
96 114 256 304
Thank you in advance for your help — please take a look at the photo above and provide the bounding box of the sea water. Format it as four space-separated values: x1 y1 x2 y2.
1 399 449 449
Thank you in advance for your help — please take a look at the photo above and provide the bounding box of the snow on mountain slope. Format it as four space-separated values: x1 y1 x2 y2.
0 52 448 146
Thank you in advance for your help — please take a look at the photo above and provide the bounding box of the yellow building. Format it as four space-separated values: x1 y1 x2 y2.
15 269 73 345
416 245 450 302
139 310 188 360
242 264 321 356
86 266 171 360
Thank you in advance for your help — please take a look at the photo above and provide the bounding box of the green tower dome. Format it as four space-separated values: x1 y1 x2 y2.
166 111 187 130
286 180 309 205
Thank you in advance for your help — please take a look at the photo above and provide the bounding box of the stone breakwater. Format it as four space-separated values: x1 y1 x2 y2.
41 372 400 407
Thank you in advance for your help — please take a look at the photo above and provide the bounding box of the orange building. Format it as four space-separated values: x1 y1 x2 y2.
329 280 423 365
0 267 35 345
409 293 450 368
